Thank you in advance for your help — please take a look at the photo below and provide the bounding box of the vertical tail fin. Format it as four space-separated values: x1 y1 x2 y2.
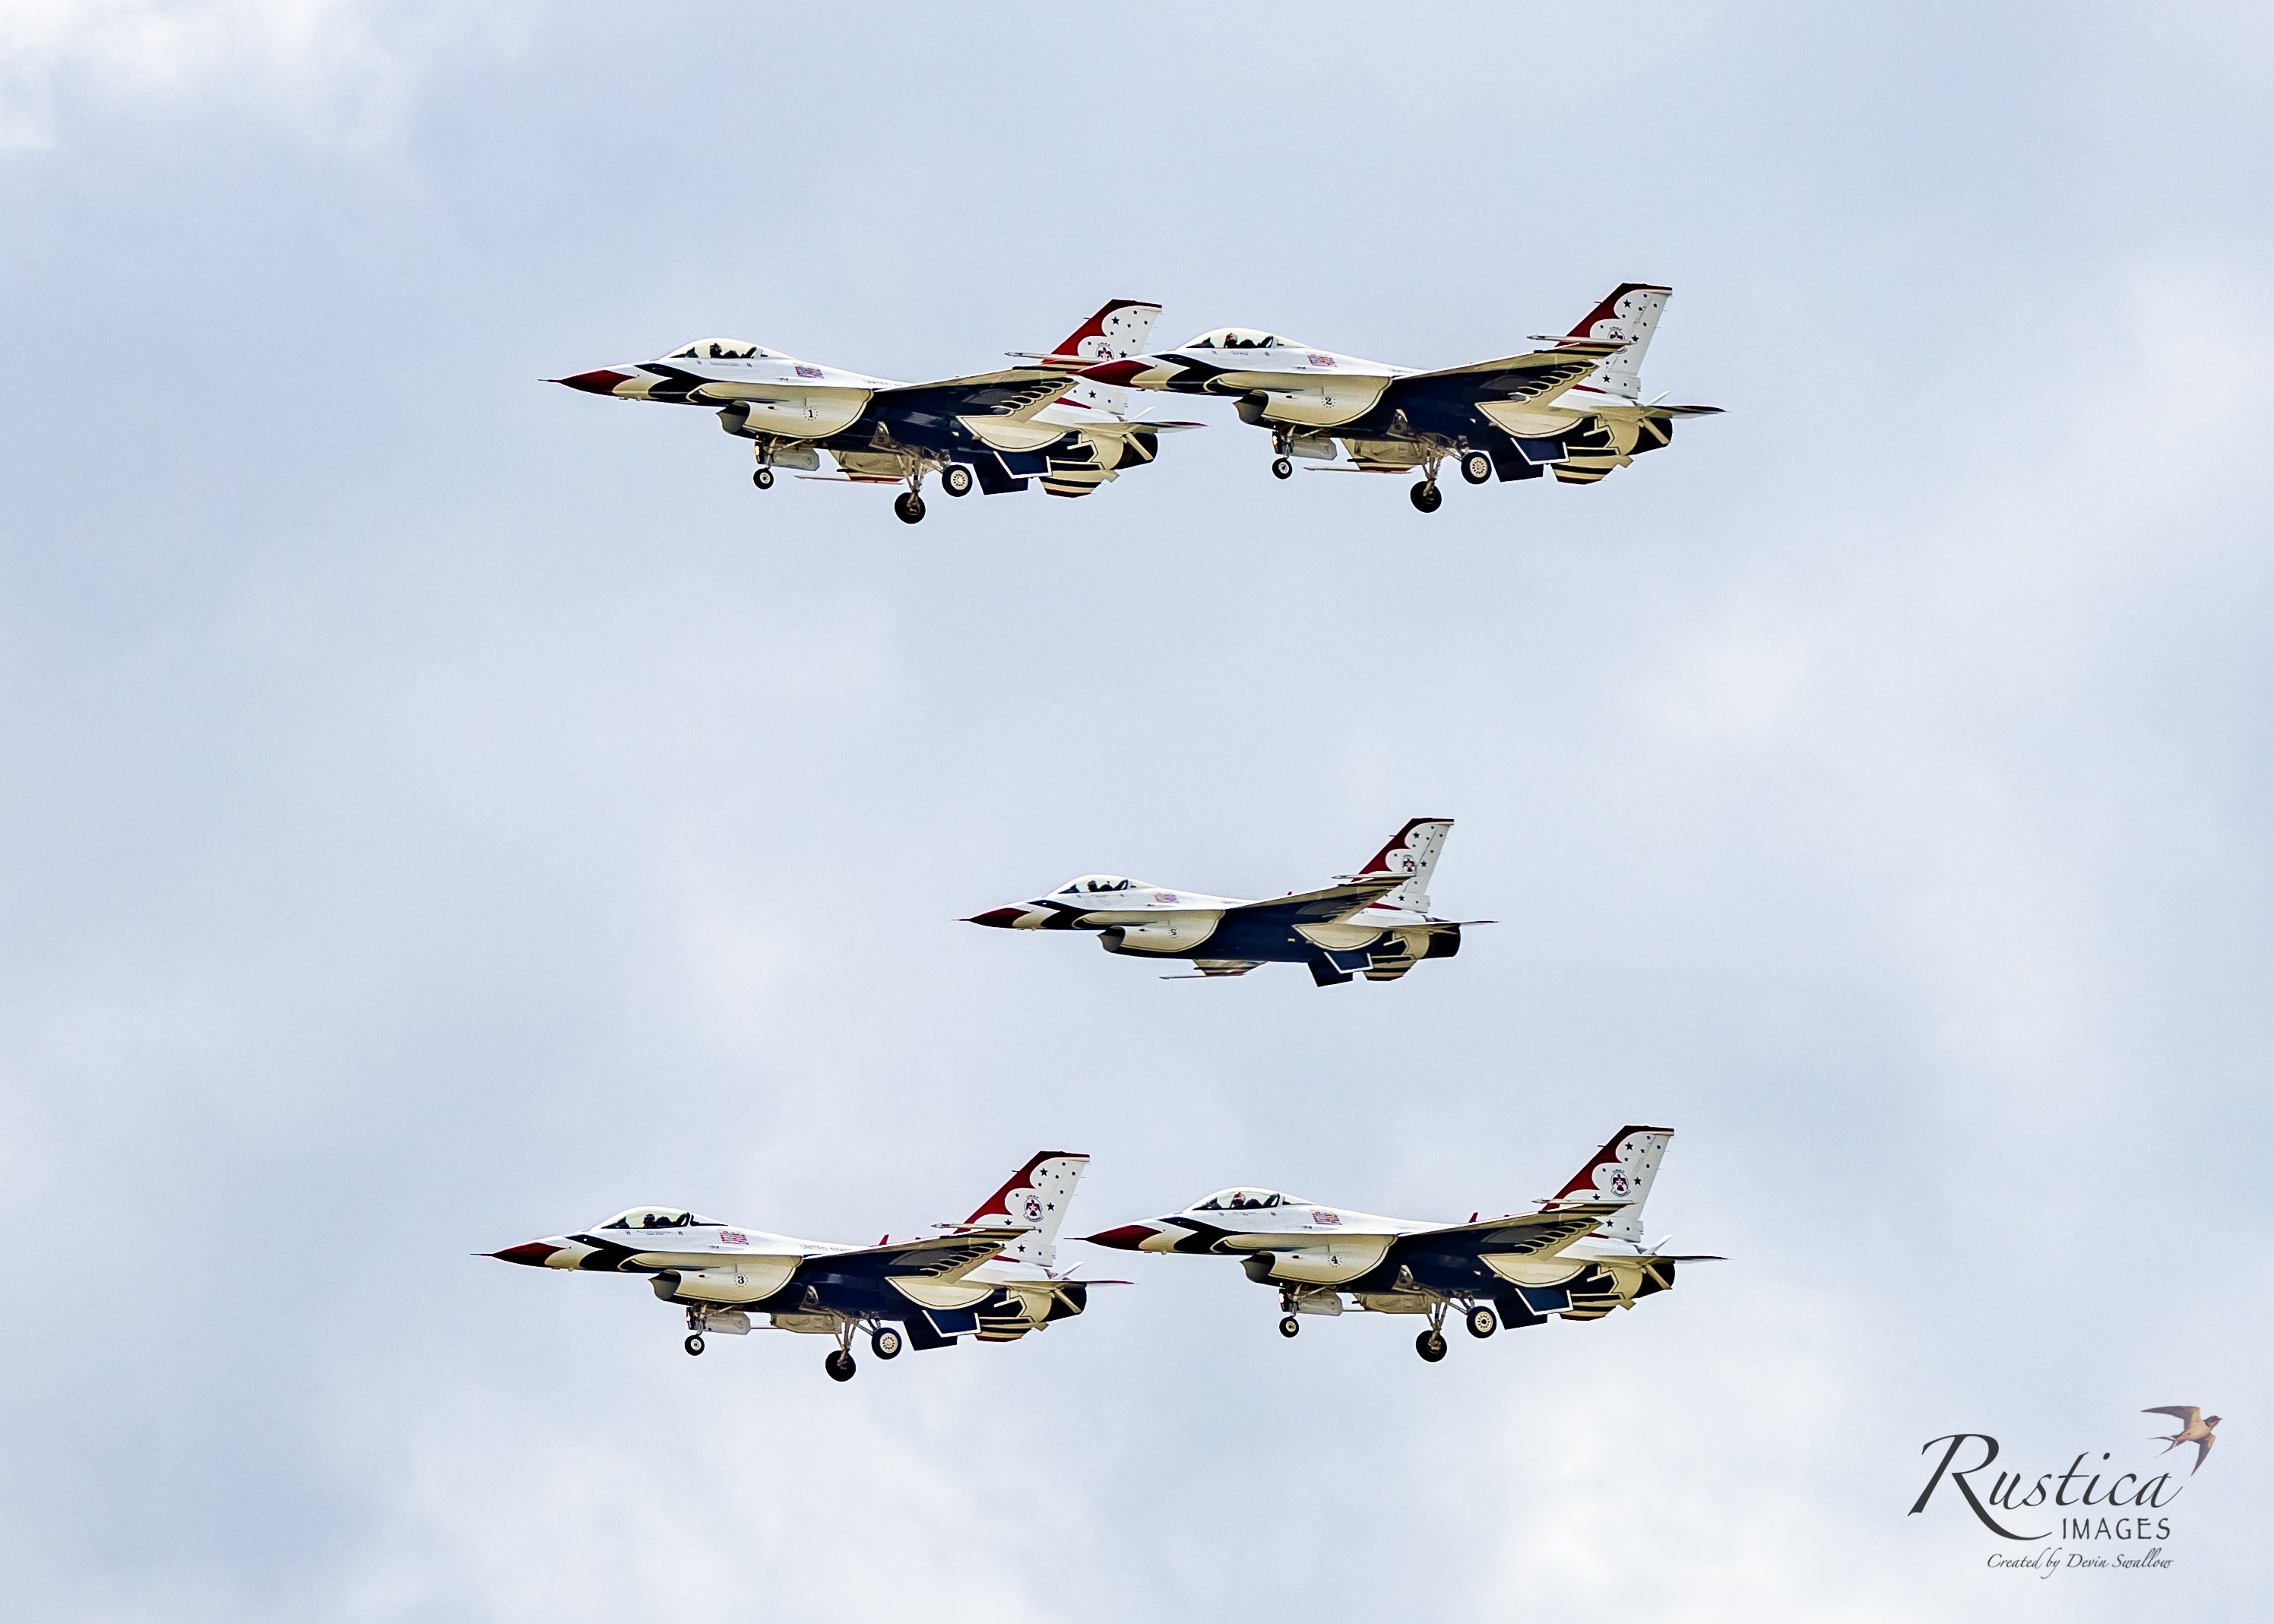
964 1151 1090 1270
1351 818 1454 913
1561 283 1672 403
1048 299 1163 416
1538 1125 1674 1246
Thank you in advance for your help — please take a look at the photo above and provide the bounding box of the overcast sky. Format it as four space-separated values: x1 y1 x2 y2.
2 4 2268 1619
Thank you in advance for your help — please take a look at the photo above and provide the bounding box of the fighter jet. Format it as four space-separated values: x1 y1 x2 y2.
486 1151 1107 1380
1082 1127 1716 1362
554 299 1197 522
1079 283 1718 511
963 818 1479 986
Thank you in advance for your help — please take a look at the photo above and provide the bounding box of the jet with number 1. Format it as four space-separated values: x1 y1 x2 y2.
555 299 1197 523
485 1152 1109 1381
1081 283 1718 511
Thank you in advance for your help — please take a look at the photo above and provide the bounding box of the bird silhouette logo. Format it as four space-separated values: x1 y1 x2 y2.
2143 1406 2221 1474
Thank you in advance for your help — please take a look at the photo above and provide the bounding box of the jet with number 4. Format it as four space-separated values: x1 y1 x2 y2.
1079 283 1718 512
485 1152 1111 1381
1082 1127 1717 1362
964 818 1480 985
554 299 1198 522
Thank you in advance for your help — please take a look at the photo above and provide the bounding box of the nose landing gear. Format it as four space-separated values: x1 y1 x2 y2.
1272 456 1294 480
1278 1314 1301 1338
751 466 774 491
683 1333 705 1356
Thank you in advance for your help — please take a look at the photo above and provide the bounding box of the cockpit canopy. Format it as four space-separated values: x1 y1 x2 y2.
665 339 775 362
597 1206 721 1230
1191 1188 1297 1211
1181 328 1297 352
1055 874 1158 895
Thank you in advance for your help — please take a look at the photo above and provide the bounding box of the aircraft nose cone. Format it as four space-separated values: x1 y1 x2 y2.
553 369 633 395
486 1241 559 1267
963 907 1026 928
1078 1224 1158 1251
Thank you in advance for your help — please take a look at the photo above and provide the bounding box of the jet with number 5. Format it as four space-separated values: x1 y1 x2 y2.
1080 283 1718 512
1082 1127 1718 1362
486 1151 1110 1381
964 818 1480 985
555 299 1197 523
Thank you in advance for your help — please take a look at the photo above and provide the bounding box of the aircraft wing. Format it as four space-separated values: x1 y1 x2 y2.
1221 874 1405 929
1380 343 1617 413
802 1228 1026 1284
1389 1204 1627 1263
869 369 1075 419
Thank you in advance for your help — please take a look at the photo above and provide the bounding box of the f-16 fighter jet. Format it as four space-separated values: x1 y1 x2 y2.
1082 1127 1717 1362
553 299 1196 523
964 818 1479 986
486 1152 1105 1381
1079 283 1718 511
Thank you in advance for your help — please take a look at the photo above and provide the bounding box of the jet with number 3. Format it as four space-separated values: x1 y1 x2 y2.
555 300 1197 523
1082 1127 1717 1362
486 1152 1110 1381
1079 283 1718 512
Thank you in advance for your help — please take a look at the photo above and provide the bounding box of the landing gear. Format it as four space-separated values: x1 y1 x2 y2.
869 1326 903 1360
1272 456 1294 480
1466 1305 1498 1339
893 491 926 525
1415 1329 1448 1362
1409 479 1443 514
1279 1315 1301 1338
941 464 974 498
683 1333 706 1356
825 1349 857 1382
752 466 774 491
1460 450 1492 485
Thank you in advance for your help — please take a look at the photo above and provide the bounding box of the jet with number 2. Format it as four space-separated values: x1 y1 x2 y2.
1082 1126 1718 1363
1081 283 1718 512
964 818 1479 985
555 299 1197 523
485 1152 1110 1382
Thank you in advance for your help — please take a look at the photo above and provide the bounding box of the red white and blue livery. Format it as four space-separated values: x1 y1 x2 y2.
964 818 1478 985
1081 283 1718 511
1083 1127 1717 1361
487 1152 1109 1381
555 300 1197 522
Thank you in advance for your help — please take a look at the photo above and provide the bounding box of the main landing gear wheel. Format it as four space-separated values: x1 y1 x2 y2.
892 492 926 524
1466 1306 1498 1339
1409 480 1443 514
683 1334 706 1356
869 1327 903 1360
1460 450 1493 485
941 464 974 498
752 467 774 490
825 1349 857 1382
1278 1315 1301 1339
1272 456 1294 480
1415 1329 1449 1363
